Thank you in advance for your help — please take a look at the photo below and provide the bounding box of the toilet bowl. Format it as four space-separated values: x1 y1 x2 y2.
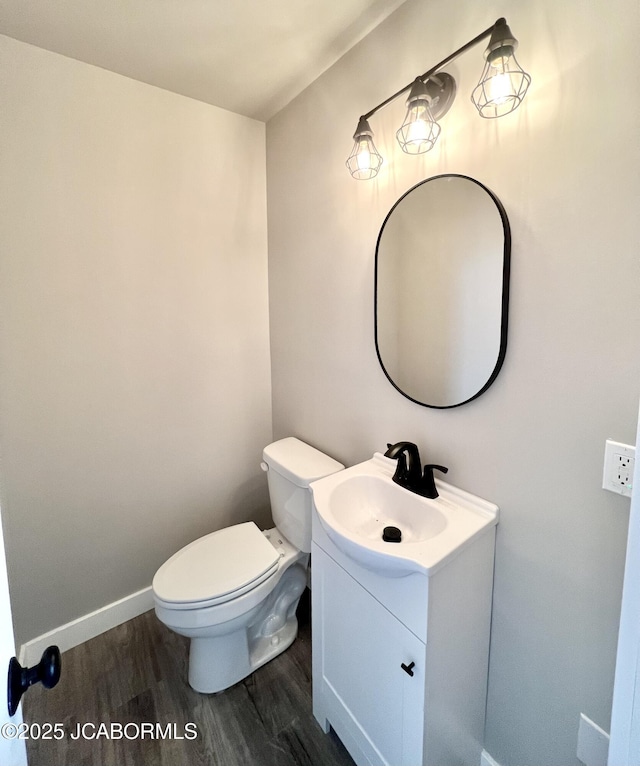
152 437 344 693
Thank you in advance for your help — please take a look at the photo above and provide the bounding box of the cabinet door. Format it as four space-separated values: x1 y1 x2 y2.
315 548 425 766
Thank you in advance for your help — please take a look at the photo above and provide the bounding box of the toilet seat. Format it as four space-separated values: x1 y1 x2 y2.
152 522 280 611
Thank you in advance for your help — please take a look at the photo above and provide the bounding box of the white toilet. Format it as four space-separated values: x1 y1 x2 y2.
152 437 344 693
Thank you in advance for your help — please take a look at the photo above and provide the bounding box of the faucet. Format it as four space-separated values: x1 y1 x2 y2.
384 442 423 490
384 442 448 498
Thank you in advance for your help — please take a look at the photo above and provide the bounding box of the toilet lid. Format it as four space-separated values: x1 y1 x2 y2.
153 522 280 606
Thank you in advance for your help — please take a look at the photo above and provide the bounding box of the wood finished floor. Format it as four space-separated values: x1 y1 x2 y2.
23 592 354 766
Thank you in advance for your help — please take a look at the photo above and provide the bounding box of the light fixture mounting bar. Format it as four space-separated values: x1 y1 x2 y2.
361 18 505 121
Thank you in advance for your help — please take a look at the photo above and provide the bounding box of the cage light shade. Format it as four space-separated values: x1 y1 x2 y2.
346 117 383 179
471 20 531 118
396 79 441 154
471 51 531 117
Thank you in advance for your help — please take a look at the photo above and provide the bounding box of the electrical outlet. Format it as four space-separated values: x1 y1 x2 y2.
603 439 635 497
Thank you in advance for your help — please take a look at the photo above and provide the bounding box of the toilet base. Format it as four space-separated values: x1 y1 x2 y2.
187 562 307 693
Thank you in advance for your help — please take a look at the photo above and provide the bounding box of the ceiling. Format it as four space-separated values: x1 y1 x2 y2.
0 0 406 121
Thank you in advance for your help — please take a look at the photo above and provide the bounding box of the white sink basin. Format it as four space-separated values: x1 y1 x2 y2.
310 452 499 577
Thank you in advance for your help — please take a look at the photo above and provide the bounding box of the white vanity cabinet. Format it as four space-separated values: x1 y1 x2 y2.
311 510 496 766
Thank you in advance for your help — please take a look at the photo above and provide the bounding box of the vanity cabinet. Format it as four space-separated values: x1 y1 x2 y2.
311 511 496 766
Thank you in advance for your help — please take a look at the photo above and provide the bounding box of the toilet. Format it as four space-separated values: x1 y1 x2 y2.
152 437 344 693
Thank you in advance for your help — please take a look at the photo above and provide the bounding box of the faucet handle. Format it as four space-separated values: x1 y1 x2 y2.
419 464 448 499
423 464 448 476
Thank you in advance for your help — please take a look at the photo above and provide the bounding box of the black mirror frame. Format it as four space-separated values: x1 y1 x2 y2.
374 174 511 409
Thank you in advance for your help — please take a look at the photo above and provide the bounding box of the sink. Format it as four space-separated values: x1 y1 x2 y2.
328 475 448 543
310 452 499 577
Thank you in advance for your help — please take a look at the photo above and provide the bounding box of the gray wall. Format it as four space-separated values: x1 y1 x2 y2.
266 0 640 764
0 36 273 647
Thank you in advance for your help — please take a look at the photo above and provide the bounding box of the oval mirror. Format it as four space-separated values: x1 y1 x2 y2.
375 174 510 408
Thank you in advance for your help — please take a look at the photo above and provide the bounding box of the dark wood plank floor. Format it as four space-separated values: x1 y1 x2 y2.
23 591 354 766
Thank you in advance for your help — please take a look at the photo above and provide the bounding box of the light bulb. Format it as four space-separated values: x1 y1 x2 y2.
406 103 431 143
485 46 516 105
485 68 513 106
356 138 373 172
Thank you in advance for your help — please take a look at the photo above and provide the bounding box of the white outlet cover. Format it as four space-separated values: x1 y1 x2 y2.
603 439 636 497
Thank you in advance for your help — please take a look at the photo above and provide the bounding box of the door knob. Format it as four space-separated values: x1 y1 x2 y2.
401 661 415 677
7 645 61 716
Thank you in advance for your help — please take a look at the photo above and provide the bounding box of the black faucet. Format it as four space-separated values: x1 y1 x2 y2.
384 441 448 498
384 442 422 489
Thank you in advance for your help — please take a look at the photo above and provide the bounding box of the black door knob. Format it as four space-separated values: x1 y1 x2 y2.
7 645 61 716
401 661 415 677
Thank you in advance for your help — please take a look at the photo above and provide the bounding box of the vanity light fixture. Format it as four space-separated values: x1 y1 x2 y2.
346 18 531 179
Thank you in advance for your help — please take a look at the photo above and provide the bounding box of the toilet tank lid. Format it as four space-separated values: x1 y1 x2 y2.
263 437 344 488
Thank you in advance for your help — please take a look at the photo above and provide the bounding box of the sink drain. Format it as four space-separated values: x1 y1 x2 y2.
382 526 402 543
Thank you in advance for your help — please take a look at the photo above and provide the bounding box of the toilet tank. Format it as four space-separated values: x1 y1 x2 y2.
262 437 344 553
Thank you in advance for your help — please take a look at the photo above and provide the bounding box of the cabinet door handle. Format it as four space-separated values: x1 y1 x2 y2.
401 661 415 677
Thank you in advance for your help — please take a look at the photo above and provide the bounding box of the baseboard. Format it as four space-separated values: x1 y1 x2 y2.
481 750 503 766
19 586 154 666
